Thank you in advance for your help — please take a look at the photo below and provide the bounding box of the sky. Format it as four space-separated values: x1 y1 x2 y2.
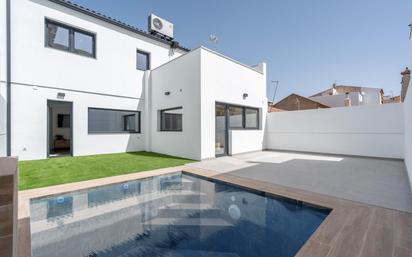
70 0 412 102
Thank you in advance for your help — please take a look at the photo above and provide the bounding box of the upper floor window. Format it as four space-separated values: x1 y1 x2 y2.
46 19 96 58
136 50 150 71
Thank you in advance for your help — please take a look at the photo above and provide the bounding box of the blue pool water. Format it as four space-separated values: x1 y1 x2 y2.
29 172 330 257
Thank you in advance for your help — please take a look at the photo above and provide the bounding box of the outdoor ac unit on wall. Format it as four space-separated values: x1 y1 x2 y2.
148 14 174 40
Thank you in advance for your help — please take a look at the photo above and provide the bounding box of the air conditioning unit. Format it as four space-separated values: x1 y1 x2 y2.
148 14 173 40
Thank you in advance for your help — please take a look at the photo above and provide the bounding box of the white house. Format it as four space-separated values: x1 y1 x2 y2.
0 0 267 161
309 84 384 107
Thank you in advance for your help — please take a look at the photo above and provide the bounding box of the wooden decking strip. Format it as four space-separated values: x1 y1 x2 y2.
17 166 412 257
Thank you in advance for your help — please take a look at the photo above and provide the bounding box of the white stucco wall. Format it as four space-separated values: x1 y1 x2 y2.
310 92 361 107
12 85 145 160
7 0 186 160
200 48 267 159
0 0 7 156
362 88 382 105
150 49 202 160
405 38 412 190
11 0 184 98
266 104 404 159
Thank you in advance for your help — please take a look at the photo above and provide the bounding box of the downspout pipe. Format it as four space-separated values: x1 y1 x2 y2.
6 0 11 156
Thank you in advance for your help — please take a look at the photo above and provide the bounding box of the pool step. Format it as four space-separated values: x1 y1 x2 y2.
144 217 233 227
157 203 221 218
119 246 241 257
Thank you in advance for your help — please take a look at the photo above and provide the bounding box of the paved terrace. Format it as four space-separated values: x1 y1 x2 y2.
187 150 412 212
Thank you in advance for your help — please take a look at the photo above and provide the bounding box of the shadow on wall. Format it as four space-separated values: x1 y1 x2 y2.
125 75 147 152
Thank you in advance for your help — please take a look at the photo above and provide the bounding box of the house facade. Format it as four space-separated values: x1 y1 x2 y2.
0 0 267 160
273 93 330 111
309 84 384 107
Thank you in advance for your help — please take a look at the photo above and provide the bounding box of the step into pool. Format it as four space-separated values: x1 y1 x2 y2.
29 172 331 257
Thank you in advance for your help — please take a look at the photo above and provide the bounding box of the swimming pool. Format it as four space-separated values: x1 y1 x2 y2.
29 172 330 257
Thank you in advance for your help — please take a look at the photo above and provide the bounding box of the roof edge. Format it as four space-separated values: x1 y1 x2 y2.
47 0 190 52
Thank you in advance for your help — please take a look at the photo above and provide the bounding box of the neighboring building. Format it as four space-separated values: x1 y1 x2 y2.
0 0 267 160
401 67 410 102
267 103 284 113
382 95 401 104
273 94 330 111
309 84 384 107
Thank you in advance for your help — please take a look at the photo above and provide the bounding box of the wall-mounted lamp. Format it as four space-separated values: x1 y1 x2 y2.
243 93 248 99
164 91 170 96
57 92 65 99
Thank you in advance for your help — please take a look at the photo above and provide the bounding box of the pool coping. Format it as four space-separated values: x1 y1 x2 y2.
17 165 412 257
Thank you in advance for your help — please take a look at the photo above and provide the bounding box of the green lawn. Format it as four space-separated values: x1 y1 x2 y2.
19 152 194 190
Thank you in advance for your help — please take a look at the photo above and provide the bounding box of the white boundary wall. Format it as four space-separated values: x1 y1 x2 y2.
265 104 404 159
405 38 412 189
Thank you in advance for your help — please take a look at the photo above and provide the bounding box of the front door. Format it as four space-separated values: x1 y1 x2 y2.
215 103 228 156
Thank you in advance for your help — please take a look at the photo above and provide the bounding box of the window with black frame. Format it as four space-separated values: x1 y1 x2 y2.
160 107 182 131
226 104 259 129
136 50 150 71
88 108 140 133
245 108 259 129
46 19 96 58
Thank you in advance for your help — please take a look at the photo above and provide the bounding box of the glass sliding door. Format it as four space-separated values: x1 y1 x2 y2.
215 103 227 156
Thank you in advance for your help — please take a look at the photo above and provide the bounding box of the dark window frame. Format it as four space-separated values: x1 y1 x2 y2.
244 107 259 129
216 102 260 130
45 19 96 58
88 107 141 134
228 105 244 129
136 49 151 71
159 107 183 132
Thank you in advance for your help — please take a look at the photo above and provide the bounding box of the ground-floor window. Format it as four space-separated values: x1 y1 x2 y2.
227 104 259 129
160 107 183 131
88 108 140 133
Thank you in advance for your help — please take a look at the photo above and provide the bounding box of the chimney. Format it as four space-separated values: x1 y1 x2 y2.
344 92 351 107
401 67 410 102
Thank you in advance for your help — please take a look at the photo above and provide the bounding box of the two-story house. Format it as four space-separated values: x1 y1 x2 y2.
0 0 267 160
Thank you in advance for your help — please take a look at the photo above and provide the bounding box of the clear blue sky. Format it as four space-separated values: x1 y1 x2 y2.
71 0 412 102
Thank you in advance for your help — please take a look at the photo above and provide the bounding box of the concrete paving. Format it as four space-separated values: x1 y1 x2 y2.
187 151 412 212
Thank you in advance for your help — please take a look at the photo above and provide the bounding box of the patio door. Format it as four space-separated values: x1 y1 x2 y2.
215 103 228 157
47 100 73 158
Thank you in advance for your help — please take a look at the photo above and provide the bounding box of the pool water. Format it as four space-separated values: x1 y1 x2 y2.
29 172 330 257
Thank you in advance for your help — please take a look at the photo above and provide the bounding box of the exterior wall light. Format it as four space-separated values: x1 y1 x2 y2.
243 93 248 99
164 91 170 96
57 92 65 99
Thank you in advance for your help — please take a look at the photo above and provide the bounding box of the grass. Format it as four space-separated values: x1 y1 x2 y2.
18 151 194 190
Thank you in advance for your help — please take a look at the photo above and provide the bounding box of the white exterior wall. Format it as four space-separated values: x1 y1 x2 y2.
362 88 382 105
405 38 412 190
200 48 267 159
265 104 404 159
0 0 7 156
7 0 185 160
12 85 145 160
150 50 202 160
310 92 361 107
150 47 267 160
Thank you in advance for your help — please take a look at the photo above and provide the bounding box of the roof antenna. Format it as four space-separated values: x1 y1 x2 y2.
271 80 279 103
409 23 412 39
209 34 218 49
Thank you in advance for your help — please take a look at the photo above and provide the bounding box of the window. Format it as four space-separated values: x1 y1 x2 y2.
229 106 244 128
46 19 96 58
160 107 182 131
136 50 150 71
220 103 260 130
88 108 140 133
245 108 259 129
